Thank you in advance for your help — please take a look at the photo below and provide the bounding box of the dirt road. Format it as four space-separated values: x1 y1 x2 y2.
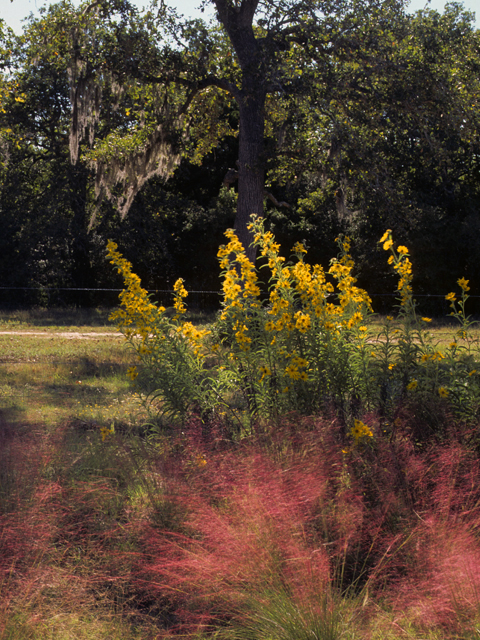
0 331 122 339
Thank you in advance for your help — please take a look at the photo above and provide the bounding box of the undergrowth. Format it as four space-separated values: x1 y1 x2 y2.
2 413 480 639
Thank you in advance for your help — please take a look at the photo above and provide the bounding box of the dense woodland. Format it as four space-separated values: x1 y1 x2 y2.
0 0 479 312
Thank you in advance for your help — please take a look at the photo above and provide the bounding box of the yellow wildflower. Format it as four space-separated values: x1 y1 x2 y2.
457 277 470 292
407 379 418 390
259 365 271 381
350 419 373 442
445 292 456 302
397 246 409 255
295 311 311 333
100 424 115 442
292 241 307 255
421 317 432 323
173 278 188 316
127 366 138 380
438 387 449 398
379 230 392 243
285 364 301 380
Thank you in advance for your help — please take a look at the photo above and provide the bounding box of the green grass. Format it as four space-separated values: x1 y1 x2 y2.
0 307 116 329
0 309 139 431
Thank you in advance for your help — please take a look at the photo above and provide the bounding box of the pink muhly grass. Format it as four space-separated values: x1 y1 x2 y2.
0 422 60 574
135 442 337 633
426 443 480 522
135 415 426 634
388 521 480 633
381 441 480 634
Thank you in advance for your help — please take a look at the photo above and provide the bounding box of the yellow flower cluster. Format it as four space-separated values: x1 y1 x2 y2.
107 221 476 425
218 230 261 353
294 311 311 333
380 231 413 308
177 322 211 356
446 278 470 315
234 324 252 352
253 221 370 339
419 351 445 363
252 220 336 333
395 257 413 306
350 419 373 442
328 237 372 327
107 240 211 394
259 365 271 381
106 240 162 341
127 366 138 380
100 424 115 442
218 229 260 307
284 355 309 381
173 278 188 318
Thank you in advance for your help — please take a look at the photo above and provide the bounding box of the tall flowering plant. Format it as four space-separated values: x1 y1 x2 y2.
374 232 480 424
107 221 480 437
106 240 211 427
209 216 375 427
107 221 375 433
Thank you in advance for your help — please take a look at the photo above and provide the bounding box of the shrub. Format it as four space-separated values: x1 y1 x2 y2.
107 218 480 438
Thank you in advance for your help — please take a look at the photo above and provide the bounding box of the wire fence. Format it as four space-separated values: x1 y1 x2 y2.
0 286 222 311
1 286 480 315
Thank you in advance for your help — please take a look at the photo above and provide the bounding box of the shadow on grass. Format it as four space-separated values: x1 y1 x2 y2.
0 307 218 329
0 407 26 432
70 356 128 379
0 410 48 514
41 382 120 406
0 307 116 328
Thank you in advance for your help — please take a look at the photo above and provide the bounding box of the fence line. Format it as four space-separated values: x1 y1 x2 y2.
1 286 479 298
0 287 221 294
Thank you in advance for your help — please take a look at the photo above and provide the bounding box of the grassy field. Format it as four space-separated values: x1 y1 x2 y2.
1 308 480 639
0 308 138 432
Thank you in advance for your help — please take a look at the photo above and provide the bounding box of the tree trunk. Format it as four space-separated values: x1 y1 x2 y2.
68 164 96 305
214 0 266 263
235 85 266 262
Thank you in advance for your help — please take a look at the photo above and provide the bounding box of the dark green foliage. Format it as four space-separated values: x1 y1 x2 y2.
1 1 480 310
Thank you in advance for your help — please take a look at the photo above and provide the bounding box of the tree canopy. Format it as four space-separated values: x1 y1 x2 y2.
1 0 480 310
43 0 415 256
